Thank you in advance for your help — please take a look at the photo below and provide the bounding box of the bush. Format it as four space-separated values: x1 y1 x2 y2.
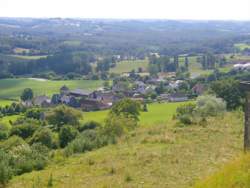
195 95 226 118
25 108 43 120
59 126 78 148
0 124 10 140
0 150 13 186
0 136 27 151
46 105 82 130
29 128 54 148
78 121 101 132
64 130 111 157
10 122 40 139
175 103 196 125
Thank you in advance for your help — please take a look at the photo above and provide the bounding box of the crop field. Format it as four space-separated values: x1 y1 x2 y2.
110 59 149 74
8 110 243 188
0 78 103 100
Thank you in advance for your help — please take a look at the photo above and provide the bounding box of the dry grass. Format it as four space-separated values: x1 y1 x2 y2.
8 111 243 188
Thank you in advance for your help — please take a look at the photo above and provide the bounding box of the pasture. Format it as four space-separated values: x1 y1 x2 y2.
110 59 149 74
0 78 103 100
83 102 189 126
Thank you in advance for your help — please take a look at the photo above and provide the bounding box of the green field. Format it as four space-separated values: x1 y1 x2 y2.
0 78 103 100
8 105 243 188
83 102 189 126
110 59 149 74
234 43 250 51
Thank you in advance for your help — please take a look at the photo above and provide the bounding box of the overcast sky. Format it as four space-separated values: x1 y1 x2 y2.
1 0 250 20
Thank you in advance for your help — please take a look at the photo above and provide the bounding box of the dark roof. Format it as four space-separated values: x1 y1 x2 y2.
169 93 187 98
60 85 69 91
70 89 92 96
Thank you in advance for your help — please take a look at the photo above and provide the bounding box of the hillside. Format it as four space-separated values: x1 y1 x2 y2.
8 109 243 188
194 153 250 188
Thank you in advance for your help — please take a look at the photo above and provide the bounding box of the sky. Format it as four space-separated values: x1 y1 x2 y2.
0 0 250 20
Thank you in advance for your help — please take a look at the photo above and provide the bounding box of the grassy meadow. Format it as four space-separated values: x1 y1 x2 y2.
7 106 243 188
83 102 189 126
110 59 149 74
0 78 103 100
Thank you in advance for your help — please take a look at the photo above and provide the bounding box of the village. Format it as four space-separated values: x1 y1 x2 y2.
21 74 204 111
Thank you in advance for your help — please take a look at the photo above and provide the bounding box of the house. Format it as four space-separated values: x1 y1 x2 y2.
134 81 147 94
69 89 92 98
157 94 169 101
60 85 70 95
80 98 111 111
168 93 188 102
21 100 33 107
33 95 51 107
192 83 205 95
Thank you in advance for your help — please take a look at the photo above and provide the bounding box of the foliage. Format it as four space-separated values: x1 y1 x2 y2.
0 150 13 186
78 121 101 132
176 103 196 125
64 130 111 157
59 126 79 148
25 108 43 120
46 105 82 130
210 79 244 110
195 95 226 118
10 119 40 139
20 88 34 101
29 128 55 148
110 98 140 122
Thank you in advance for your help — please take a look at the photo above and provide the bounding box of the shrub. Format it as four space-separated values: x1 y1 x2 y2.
0 124 10 140
195 95 226 118
46 105 82 130
64 130 111 157
0 150 13 186
175 103 196 125
103 115 137 137
78 121 101 132
10 122 40 139
0 136 27 151
29 128 54 148
59 126 78 148
25 108 43 120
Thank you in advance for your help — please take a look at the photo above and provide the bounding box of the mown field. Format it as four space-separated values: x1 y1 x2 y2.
7 105 243 188
110 59 149 74
83 102 189 126
0 78 103 100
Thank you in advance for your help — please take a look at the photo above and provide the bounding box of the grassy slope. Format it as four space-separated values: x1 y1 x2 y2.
194 153 250 188
0 78 103 100
110 59 149 74
8 108 243 188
